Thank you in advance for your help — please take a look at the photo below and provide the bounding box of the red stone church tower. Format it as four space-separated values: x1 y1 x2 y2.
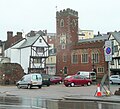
56 8 79 75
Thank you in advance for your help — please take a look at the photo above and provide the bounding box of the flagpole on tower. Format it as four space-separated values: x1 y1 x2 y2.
56 6 58 12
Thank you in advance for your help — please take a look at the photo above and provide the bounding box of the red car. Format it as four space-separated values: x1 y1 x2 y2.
50 76 62 84
64 75 92 87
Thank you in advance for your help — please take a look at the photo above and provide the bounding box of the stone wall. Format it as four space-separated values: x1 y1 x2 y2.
0 63 24 85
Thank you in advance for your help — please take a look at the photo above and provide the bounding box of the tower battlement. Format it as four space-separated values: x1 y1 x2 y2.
56 8 78 17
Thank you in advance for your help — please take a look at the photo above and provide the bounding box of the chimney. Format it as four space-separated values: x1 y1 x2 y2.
30 30 35 36
45 30 47 35
7 31 13 41
16 32 23 41
17 32 22 37
6 31 13 49
97 31 102 36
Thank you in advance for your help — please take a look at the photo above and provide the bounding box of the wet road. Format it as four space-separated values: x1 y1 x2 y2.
0 95 120 109
0 84 119 99
0 84 119 109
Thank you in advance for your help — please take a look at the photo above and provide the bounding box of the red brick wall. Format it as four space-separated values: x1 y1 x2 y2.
0 63 24 85
5 31 23 49
56 9 107 79
56 41 107 77
56 9 79 75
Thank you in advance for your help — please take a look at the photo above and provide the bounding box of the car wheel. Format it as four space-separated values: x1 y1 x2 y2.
27 84 31 89
59 81 62 84
70 82 75 87
17 84 21 89
87 82 91 86
47 84 50 87
110 80 113 84
65 85 68 87
38 85 42 88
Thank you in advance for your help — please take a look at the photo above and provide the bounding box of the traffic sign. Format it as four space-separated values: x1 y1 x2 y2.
104 41 112 62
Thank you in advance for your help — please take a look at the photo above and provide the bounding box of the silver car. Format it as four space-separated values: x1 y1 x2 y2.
110 75 120 84
16 73 42 89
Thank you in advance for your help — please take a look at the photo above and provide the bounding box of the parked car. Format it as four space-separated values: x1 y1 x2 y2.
76 71 96 81
110 75 120 84
16 73 42 89
41 74 51 86
50 76 62 84
64 75 92 87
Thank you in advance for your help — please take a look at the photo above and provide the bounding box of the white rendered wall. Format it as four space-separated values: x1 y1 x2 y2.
20 47 31 73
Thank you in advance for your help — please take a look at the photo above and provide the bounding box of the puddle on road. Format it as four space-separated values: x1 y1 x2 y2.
0 95 120 109
56 100 120 109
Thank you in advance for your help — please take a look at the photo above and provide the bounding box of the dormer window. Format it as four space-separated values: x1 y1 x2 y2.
60 19 64 27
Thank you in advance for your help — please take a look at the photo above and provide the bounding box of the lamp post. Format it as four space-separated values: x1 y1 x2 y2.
2 74 5 85
92 57 97 80
46 66 48 74
92 57 95 71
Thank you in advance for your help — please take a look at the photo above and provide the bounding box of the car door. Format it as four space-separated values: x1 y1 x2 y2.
73 75 80 85
19 77 28 87
111 75 120 83
75 75 84 85
115 75 120 83
118 76 120 83
79 76 86 85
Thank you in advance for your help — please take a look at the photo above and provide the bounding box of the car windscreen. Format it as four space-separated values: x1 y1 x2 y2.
90 73 95 76
65 76 72 79
32 75 41 81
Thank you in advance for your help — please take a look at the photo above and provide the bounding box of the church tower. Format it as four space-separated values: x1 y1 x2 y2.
56 8 79 75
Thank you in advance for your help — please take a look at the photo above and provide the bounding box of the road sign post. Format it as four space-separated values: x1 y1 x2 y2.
104 40 112 91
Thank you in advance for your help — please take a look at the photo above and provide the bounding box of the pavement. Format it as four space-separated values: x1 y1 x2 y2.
63 94 120 103
63 85 120 103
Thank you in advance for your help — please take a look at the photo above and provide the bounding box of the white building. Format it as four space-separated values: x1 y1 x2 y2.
109 32 120 75
78 29 94 40
46 33 56 75
5 33 49 73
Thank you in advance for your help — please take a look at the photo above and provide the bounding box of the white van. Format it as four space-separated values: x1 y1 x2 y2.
16 73 42 89
76 71 96 81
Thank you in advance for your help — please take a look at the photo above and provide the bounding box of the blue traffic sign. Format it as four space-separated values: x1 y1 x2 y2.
106 47 111 54
104 41 112 62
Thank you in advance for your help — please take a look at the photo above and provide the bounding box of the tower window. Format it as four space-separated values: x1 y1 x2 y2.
63 55 67 62
72 19 77 27
60 19 64 27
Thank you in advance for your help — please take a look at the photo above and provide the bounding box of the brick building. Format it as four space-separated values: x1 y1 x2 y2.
56 8 108 79
5 31 23 49
56 8 78 76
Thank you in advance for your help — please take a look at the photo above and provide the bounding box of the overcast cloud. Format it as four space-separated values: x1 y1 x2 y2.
0 0 120 40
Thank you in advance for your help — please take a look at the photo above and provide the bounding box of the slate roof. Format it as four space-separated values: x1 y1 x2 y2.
47 33 56 36
78 34 109 43
0 40 2 46
110 32 120 43
17 34 49 49
19 35 39 48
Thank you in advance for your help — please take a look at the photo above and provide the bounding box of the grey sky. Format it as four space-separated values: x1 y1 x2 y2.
0 0 120 40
